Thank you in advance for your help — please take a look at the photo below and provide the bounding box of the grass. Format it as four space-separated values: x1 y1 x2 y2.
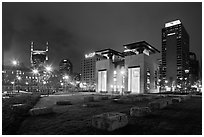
15 94 202 135
2 94 40 135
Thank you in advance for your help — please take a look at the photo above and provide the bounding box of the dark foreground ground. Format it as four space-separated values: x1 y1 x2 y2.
13 94 202 135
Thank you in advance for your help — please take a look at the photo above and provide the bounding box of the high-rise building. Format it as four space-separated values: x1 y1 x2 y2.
161 20 189 86
59 59 73 76
189 52 199 84
80 52 105 90
30 42 48 68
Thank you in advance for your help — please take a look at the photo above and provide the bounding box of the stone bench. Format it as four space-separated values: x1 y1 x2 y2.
99 96 109 100
82 103 102 108
132 96 152 102
165 99 173 105
11 104 28 111
29 107 53 116
180 95 191 101
130 106 151 117
84 96 94 102
172 97 182 103
148 100 167 111
92 112 128 131
56 100 72 105
112 98 124 103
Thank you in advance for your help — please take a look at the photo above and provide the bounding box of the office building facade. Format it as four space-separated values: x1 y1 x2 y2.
80 52 105 90
96 41 160 94
59 59 73 76
161 20 189 86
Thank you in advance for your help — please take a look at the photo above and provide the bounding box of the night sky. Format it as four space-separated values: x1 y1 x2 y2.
2 2 202 73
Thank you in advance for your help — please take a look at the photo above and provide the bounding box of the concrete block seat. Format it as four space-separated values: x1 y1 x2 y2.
99 96 109 100
82 102 102 108
130 106 151 117
56 100 72 105
165 99 173 105
84 96 94 102
148 100 167 111
92 112 128 131
180 95 191 101
29 107 53 116
172 97 182 103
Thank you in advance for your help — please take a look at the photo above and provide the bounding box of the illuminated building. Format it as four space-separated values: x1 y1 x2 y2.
2 65 37 92
189 52 199 84
30 41 48 68
59 59 73 76
80 52 105 90
2 65 60 93
161 20 189 86
96 41 160 94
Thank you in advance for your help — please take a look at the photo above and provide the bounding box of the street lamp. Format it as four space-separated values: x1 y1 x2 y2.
32 69 39 74
45 65 52 72
185 69 189 93
45 65 52 95
11 60 19 93
11 81 15 93
121 69 125 96
12 60 18 66
32 69 39 92
63 75 69 92
16 76 21 92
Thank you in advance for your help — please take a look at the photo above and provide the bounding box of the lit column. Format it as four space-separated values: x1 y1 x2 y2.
17 76 21 92
45 65 52 95
121 69 125 96
11 60 19 93
185 69 189 92
63 75 69 92
32 69 39 92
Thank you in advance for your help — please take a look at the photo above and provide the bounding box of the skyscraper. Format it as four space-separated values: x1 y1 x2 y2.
80 52 105 90
161 20 189 86
59 59 73 76
30 42 49 68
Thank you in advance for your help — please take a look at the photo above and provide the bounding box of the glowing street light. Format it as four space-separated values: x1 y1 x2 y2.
32 69 39 74
12 60 18 66
63 75 69 80
121 70 125 75
45 65 52 72
17 76 21 80
185 69 189 73
120 69 125 96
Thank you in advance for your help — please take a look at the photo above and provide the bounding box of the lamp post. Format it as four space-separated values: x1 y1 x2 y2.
11 81 15 94
63 75 69 92
45 65 52 95
32 69 39 92
11 60 19 93
185 69 189 93
158 79 161 94
121 69 125 96
17 76 21 92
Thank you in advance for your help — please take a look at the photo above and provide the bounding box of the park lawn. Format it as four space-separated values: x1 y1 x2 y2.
2 94 40 135
17 94 202 135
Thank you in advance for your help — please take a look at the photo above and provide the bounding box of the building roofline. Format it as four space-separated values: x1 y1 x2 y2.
123 41 160 53
95 48 124 57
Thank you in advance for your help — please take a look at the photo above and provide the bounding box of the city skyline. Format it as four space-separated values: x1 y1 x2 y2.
2 2 202 73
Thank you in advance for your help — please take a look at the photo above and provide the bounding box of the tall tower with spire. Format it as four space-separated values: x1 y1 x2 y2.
30 41 49 68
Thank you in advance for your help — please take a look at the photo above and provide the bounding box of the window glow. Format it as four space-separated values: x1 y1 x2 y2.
85 52 95 58
167 32 176 36
165 20 181 27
